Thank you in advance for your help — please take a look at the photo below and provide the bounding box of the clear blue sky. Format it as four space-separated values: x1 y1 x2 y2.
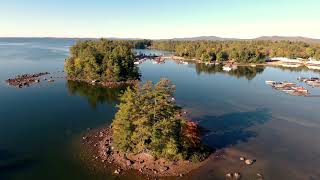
1 0 319 38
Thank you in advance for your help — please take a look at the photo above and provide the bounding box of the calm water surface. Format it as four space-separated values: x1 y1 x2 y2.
0 39 320 180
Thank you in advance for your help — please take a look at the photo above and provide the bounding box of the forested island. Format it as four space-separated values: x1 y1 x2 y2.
112 79 209 161
82 79 210 177
64 39 140 86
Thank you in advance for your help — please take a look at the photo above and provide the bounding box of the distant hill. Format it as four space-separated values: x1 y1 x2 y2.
254 36 320 44
169 36 237 41
1 36 320 44
164 36 320 44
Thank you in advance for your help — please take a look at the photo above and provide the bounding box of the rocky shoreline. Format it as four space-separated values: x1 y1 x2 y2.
66 77 139 88
81 127 210 177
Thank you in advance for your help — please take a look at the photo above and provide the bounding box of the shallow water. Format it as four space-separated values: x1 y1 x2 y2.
1 39 320 180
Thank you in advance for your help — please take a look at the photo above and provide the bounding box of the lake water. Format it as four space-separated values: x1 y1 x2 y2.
1 39 320 180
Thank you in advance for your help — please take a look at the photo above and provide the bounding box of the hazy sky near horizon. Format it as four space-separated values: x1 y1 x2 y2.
1 0 320 39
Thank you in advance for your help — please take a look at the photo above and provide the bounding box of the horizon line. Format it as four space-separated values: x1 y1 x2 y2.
0 35 319 40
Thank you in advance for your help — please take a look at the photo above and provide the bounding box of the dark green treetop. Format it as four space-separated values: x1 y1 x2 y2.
65 39 140 82
112 78 209 161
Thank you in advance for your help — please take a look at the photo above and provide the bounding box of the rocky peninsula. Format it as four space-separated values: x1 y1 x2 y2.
80 79 212 177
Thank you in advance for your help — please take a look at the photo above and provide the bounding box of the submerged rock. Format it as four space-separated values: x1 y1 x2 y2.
114 169 121 174
245 159 254 165
226 173 232 178
257 173 264 180
234 172 241 179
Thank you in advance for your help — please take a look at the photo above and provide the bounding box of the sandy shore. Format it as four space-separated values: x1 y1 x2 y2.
80 127 212 177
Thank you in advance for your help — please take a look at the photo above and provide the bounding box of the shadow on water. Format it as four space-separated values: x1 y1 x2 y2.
0 149 36 178
66 80 126 108
194 63 265 80
197 108 271 149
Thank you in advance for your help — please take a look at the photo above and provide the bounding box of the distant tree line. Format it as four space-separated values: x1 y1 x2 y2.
64 39 140 82
151 40 320 63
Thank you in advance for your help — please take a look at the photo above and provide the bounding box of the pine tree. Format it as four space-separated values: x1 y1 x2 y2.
111 79 208 161
112 86 137 152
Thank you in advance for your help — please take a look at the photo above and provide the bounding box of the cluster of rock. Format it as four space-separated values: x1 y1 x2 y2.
226 172 263 180
226 172 241 179
5 72 50 88
226 156 263 179
81 128 206 178
240 156 255 165
98 129 174 176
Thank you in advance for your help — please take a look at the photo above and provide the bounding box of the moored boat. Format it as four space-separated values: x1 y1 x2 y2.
223 66 232 71
265 80 275 85
272 83 286 89
292 86 308 93
298 77 320 87
282 82 296 87
223 64 237 71
282 87 295 93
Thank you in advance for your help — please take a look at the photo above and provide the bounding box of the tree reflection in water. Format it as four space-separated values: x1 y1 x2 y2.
66 80 127 108
194 63 265 80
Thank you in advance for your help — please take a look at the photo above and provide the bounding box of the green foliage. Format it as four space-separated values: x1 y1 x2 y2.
305 47 315 58
216 51 229 61
112 79 209 161
152 40 320 63
64 39 140 82
112 87 136 151
201 50 216 62
133 39 152 49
